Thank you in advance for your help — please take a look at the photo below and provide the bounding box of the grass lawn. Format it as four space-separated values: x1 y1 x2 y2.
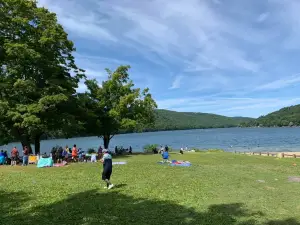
1 152 300 225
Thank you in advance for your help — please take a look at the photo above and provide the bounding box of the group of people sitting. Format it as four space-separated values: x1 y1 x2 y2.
114 146 133 155
0 144 134 166
152 145 169 154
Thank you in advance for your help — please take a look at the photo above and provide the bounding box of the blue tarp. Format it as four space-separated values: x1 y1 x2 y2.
170 163 191 167
0 156 5 164
37 157 53 168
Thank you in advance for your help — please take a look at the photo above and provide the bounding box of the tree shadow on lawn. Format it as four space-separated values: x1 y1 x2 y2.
1 189 300 225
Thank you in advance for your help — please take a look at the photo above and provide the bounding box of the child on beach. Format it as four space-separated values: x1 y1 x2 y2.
100 150 114 189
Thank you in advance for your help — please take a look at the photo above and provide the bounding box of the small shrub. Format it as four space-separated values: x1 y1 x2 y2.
115 146 127 155
194 149 205 152
143 144 158 153
207 149 224 153
193 148 224 153
167 146 173 152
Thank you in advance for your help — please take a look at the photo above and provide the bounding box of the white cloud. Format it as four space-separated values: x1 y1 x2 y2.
37 0 300 116
75 54 131 66
187 74 231 92
38 0 116 42
169 75 183 89
38 0 261 73
257 12 269 23
256 74 300 90
84 69 106 79
76 82 87 93
268 0 300 50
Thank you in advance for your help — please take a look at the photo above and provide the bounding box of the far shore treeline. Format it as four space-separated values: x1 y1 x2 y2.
240 105 300 128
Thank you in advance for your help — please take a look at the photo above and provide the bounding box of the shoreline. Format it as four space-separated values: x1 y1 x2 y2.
235 151 300 158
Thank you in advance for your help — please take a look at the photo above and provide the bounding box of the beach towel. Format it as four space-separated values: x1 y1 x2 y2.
0 156 5 164
170 160 192 167
112 161 127 165
37 157 53 168
53 161 68 167
170 162 191 167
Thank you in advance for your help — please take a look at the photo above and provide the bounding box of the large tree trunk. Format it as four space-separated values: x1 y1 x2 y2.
21 140 33 154
34 135 41 155
103 135 110 149
15 128 33 154
20 136 33 154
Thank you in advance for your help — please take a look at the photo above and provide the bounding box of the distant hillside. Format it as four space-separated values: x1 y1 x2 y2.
144 109 253 131
241 105 300 127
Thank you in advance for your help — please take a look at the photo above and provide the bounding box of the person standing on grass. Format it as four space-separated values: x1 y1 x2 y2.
57 147 63 163
129 146 132 154
2 150 8 164
62 147 68 163
162 148 169 163
165 145 169 152
101 150 114 189
22 146 29 166
98 146 103 159
160 145 164 154
72 144 78 162
11 147 19 166
180 147 184 155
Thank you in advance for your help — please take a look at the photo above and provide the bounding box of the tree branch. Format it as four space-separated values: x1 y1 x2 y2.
109 135 114 140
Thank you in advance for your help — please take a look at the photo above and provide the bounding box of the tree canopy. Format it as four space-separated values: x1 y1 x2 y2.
83 65 157 148
0 0 84 153
147 110 253 131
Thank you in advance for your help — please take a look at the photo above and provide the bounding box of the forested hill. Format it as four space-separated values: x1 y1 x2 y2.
0 109 252 145
144 109 253 131
240 105 300 127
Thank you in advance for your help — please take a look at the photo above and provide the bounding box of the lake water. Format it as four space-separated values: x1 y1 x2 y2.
1 128 300 154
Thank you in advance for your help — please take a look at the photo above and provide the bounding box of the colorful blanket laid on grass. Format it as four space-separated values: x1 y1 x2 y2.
112 161 127 165
158 160 191 167
170 160 191 167
53 161 68 167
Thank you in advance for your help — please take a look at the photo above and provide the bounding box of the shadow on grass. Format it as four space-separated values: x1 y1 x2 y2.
0 190 299 225
0 191 31 217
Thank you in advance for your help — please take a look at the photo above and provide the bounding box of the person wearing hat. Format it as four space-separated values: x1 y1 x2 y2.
100 149 114 189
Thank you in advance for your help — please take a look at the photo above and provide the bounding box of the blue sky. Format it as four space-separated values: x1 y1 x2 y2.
38 0 300 118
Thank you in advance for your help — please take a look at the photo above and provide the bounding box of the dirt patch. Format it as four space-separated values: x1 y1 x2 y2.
288 176 300 182
257 180 265 183
264 186 275 190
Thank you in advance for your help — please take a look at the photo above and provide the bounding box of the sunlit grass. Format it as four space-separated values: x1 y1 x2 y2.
1 152 300 225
